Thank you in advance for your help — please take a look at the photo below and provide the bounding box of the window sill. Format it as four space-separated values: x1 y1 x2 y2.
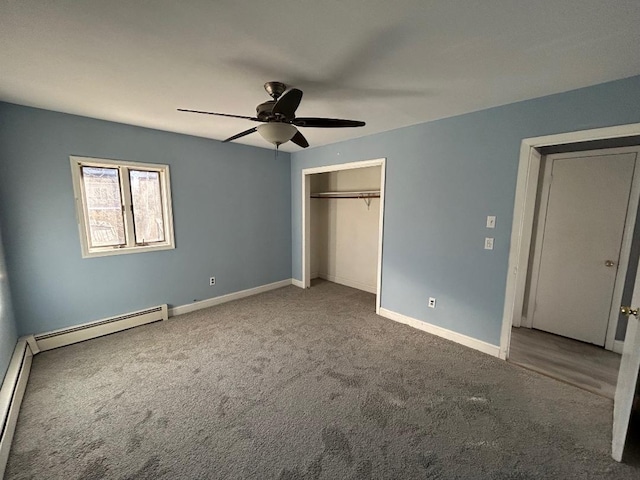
81 243 175 259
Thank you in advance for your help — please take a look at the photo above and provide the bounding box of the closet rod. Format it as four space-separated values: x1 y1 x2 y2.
310 191 380 209
309 194 381 199
310 190 380 199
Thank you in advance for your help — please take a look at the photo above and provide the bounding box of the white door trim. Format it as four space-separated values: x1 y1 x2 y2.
301 158 387 314
500 123 640 360
524 147 640 350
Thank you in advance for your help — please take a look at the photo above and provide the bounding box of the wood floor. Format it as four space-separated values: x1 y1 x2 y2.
509 327 622 399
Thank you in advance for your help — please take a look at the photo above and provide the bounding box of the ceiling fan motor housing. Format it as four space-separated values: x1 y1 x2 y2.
256 101 276 121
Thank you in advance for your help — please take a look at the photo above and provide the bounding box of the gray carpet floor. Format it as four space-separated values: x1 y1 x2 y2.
5 281 640 479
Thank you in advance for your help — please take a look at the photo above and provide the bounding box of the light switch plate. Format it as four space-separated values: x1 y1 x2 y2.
486 216 496 228
484 238 494 250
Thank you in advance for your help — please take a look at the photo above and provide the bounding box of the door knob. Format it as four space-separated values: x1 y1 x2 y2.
605 260 616 267
620 306 639 317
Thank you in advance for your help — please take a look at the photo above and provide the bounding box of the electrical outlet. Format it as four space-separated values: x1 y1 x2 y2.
209 277 216 286
486 215 496 228
484 238 494 250
428 297 436 308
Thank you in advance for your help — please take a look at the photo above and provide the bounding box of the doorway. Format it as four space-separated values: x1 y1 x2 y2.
500 124 640 461
500 125 640 360
508 146 640 398
301 158 386 313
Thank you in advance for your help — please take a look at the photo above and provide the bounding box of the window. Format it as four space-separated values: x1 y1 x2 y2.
70 156 175 258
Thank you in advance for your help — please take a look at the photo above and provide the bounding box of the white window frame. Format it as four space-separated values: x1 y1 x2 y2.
70 155 175 258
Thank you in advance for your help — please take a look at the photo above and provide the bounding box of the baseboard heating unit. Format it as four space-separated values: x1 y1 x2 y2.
34 304 168 352
0 338 33 478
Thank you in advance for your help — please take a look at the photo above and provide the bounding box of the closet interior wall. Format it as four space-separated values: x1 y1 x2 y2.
310 166 382 293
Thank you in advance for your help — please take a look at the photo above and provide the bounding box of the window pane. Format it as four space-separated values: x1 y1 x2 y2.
81 166 126 247
129 170 165 244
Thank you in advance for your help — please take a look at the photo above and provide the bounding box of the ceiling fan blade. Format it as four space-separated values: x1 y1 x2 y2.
290 130 309 148
178 109 260 122
293 117 365 128
272 88 303 119
223 127 258 143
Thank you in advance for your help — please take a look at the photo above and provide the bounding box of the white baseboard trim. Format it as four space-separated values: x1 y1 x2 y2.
0 337 34 478
378 308 501 358
25 336 39 356
613 339 624 355
291 278 305 289
169 279 293 317
35 305 168 352
318 273 377 294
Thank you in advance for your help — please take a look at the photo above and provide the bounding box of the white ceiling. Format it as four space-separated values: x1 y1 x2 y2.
1 1 639 152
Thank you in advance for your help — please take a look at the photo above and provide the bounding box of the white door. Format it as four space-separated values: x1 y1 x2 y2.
532 152 636 345
612 283 640 461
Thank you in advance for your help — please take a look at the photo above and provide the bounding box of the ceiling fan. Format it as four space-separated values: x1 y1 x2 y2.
178 82 365 148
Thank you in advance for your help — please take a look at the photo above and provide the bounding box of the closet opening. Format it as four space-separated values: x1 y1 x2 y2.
301 158 386 313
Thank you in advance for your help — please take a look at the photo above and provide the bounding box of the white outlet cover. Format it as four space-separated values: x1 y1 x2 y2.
484 237 494 250
209 277 216 286
486 215 496 228
428 297 436 308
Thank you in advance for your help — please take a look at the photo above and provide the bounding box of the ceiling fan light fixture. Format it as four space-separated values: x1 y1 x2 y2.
257 123 297 146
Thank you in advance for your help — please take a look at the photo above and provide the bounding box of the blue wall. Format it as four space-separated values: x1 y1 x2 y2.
0 103 292 336
291 75 640 346
0 222 17 382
